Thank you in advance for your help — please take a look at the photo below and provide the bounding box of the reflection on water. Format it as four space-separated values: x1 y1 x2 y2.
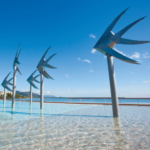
113 117 124 149
0 101 150 149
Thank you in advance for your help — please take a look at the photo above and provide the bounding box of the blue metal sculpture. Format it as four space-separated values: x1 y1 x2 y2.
93 8 150 117
13 43 22 74
37 47 56 109
12 44 22 108
1 72 13 106
27 70 40 106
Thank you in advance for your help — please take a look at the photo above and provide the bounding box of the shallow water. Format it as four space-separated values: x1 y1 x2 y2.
0 101 150 149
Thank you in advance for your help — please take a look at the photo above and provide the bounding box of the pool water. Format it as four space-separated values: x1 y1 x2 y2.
0 100 150 149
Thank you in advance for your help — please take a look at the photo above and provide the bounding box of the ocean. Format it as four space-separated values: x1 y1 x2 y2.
15 97 150 104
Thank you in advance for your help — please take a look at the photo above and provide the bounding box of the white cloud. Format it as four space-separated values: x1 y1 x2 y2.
91 49 96 53
34 91 40 94
83 59 91 63
89 69 94 73
89 34 96 38
132 81 135 83
65 74 69 77
46 91 51 94
143 51 150 58
19 89 29 92
57 88 60 90
143 80 150 83
77 58 91 63
114 48 141 62
130 52 140 59
61 89 71 92
104 56 107 59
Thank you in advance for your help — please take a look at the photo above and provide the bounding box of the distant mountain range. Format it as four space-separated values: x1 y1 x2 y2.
16 91 56 98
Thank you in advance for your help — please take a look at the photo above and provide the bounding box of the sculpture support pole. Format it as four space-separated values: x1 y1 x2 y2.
107 54 119 117
30 85 32 106
3 88 6 106
12 66 17 108
40 74 44 109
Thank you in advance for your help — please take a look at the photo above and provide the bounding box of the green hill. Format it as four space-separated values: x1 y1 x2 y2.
16 91 40 98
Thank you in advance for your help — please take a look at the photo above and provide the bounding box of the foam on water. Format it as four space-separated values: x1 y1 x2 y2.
0 100 150 149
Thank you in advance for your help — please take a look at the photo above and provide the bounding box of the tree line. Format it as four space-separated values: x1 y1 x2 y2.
0 93 28 98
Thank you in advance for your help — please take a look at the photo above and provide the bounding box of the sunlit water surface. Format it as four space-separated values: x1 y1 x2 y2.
0 100 150 149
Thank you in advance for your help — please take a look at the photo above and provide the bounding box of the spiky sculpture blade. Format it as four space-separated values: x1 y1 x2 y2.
94 8 150 64
37 47 56 79
37 47 56 109
93 8 150 117
27 70 40 106
12 44 22 109
1 72 13 106
13 43 22 74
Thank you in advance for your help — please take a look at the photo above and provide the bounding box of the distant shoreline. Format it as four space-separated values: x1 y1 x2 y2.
0 99 150 107
67 97 150 99
46 97 150 99
1 97 150 100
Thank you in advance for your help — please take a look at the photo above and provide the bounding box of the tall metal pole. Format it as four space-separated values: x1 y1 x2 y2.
12 66 17 108
3 88 6 106
30 85 32 106
107 54 119 117
40 74 44 109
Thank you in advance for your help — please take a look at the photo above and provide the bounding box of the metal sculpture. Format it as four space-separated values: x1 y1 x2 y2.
1 72 13 106
12 44 22 108
27 70 40 106
93 8 150 117
37 47 56 109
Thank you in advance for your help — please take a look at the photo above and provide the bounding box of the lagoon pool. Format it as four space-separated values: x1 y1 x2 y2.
0 100 150 149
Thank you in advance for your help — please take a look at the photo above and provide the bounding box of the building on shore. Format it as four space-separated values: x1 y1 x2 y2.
0 91 4 95
0 91 12 96
7 91 12 94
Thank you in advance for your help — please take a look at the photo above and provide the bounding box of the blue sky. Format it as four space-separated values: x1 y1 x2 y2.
0 0 150 97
